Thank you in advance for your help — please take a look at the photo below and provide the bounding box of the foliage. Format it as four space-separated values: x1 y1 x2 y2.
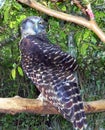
0 0 105 129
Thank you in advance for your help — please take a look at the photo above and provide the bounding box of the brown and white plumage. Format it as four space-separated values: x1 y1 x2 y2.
20 16 87 130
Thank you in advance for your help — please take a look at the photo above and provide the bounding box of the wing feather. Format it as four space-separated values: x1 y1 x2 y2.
20 35 86 129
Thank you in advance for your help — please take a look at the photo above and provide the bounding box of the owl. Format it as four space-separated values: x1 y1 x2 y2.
19 16 87 130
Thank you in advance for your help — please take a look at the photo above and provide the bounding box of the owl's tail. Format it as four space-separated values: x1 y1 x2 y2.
56 81 87 130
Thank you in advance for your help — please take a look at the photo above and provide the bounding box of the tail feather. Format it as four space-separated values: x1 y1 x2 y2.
56 81 87 130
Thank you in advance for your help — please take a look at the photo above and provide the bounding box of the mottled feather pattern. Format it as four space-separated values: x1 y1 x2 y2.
20 34 86 130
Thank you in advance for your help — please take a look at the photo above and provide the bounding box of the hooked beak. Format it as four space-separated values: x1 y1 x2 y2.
34 23 39 34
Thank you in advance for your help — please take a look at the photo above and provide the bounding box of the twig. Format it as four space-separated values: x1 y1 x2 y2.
17 0 105 43
86 3 94 20
72 0 87 15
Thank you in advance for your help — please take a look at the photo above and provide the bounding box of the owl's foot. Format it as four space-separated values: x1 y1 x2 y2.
37 93 47 102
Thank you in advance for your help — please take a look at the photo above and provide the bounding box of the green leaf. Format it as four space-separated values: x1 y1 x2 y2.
3 6 11 23
9 21 16 29
16 15 26 23
11 69 16 80
91 36 97 44
13 2 22 10
83 30 90 41
61 6 66 11
80 44 89 56
17 66 24 76
12 63 17 68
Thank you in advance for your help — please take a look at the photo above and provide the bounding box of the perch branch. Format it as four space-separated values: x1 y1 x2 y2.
0 96 105 114
17 0 105 42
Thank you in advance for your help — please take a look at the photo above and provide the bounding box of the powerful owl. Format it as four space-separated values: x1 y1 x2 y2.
20 16 87 130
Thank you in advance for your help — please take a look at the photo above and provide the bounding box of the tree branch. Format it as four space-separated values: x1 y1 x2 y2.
72 0 87 15
0 96 105 115
17 0 105 43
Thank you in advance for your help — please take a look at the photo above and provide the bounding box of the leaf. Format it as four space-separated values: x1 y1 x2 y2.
61 5 66 11
91 36 97 44
16 15 26 23
80 44 89 56
13 2 22 10
3 6 11 23
3 0 11 23
17 66 24 76
11 69 16 80
12 63 17 68
9 21 16 29
83 30 90 41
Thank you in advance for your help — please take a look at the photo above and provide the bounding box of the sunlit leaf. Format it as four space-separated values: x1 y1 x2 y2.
61 5 66 11
16 15 26 23
13 1 22 10
83 30 90 41
3 5 11 23
9 21 16 28
17 66 24 76
11 68 16 80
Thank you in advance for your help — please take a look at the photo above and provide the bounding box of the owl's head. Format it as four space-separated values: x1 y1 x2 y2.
20 16 46 38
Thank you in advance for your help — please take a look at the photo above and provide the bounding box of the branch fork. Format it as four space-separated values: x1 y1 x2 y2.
17 0 105 42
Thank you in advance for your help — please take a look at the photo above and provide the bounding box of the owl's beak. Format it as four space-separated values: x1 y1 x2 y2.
34 23 39 34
